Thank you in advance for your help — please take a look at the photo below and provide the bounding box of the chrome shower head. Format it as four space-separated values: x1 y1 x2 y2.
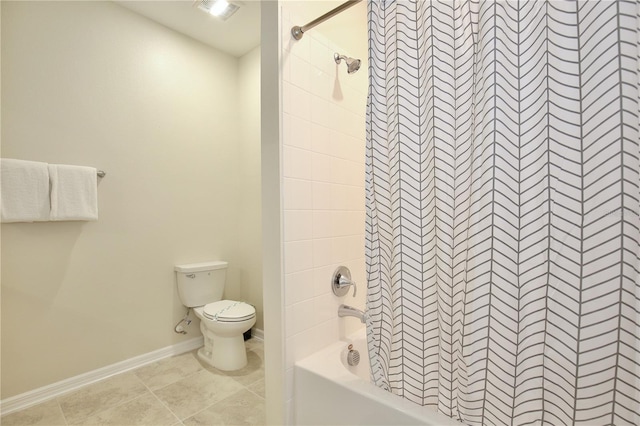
334 53 361 74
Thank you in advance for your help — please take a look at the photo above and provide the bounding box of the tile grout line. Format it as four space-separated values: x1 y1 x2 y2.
177 345 265 423
55 397 70 426
63 375 152 425
134 352 212 424
5 344 265 426
137 374 183 426
243 383 266 401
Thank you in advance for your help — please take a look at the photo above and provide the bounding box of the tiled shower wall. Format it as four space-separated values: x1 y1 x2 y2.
280 6 368 423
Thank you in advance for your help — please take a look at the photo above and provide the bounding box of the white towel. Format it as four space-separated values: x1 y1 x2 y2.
1 158 51 223
49 164 98 221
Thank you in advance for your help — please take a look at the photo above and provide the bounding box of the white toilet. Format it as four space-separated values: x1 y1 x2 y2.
175 261 256 371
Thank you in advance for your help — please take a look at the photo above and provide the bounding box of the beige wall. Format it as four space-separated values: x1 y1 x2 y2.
238 46 263 330
1 1 261 398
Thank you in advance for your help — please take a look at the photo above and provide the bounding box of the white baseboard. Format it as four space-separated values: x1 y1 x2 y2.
0 336 203 416
252 327 264 340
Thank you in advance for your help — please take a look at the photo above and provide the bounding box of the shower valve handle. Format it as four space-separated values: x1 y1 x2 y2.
337 275 357 297
332 266 357 297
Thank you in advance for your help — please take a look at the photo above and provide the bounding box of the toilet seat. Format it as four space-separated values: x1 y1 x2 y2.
202 300 255 323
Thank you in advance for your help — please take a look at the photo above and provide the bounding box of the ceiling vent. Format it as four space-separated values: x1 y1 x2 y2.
196 0 240 21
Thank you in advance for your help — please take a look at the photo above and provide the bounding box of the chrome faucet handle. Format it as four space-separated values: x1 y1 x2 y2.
332 266 356 297
338 275 357 297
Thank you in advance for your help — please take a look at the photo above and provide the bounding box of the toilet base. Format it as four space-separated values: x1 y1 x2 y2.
198 323 248 371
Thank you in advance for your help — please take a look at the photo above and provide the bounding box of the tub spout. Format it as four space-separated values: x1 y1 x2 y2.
338 304 366 323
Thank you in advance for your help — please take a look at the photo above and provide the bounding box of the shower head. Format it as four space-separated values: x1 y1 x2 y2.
334 53 361 74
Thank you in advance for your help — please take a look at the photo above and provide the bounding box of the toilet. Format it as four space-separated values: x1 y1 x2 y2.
175 261 256 371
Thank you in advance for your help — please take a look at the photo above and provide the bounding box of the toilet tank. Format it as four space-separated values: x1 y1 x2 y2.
174 261 227 307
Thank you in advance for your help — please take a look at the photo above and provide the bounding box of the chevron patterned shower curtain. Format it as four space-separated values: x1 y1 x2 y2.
365 1 640 425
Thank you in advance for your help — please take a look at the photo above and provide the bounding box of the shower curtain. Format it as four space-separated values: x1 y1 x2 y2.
365 1 640 425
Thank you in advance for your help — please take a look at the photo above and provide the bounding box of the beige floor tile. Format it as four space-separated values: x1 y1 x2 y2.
78 391 178 426
0 399 66 426
244 339 263 353
246 378 265 399
153 370 243 420
58 372 147 424
182 389 265 426
134 351 203 390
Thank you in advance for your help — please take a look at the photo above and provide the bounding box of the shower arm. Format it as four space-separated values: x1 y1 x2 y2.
291 0 362 41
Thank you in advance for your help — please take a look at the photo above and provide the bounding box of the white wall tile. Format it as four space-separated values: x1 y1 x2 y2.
282 16 292 52
312 181 333 210
286 331 321 369
313 265 335 297
288 84 311 121
283 146 312 180
283 82 292 115
310 123 332 156
314 293 335 324
310 95 330 127
332 183 366 212
346 111 365 138
332 210 365 236
288 27 310 62
284 209 313 242
332 157 351 185
286 299 315 336
282 51 292 84
284 269 315 306
283 178 312 210
284 240 313 274
290 54 310 90
312 238 333 268
309 36 330 75
343 258 366 287
342 134 365 163
281 9 367 416
311 152 333 183
331 236 351 264
332 211 352 236
330 76 345 103
310 69 331 100
313 318 340 349
312 211 333 239
350 162 366 187
288 115 311 149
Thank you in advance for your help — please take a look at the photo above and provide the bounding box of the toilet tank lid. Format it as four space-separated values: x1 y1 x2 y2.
174 261 228 273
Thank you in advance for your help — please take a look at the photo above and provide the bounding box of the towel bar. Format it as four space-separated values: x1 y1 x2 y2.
97 170 106 178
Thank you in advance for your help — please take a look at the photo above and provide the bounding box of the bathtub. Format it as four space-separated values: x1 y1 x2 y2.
294 329 461 425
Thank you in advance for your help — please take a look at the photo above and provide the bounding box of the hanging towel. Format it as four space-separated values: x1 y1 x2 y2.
48 164 98 221
1 158 51 223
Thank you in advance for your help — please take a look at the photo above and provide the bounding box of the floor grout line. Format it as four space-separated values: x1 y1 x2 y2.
55 398 70 426
4 342 265 426
137 376 183 426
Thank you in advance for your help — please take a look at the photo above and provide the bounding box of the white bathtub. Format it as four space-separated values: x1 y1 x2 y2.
294 330 461 425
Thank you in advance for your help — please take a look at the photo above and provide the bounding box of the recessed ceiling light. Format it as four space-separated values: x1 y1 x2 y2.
196 0 240 21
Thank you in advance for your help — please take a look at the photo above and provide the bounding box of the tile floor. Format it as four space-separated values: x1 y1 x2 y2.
1 339 265 426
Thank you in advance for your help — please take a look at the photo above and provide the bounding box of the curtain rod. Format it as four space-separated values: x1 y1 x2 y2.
291 0 362 41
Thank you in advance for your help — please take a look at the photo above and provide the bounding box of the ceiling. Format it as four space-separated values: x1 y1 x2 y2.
114 1 367 59
115 0 261 57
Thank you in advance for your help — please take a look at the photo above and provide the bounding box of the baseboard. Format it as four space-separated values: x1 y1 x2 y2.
252 327 264 340
0 336 203 416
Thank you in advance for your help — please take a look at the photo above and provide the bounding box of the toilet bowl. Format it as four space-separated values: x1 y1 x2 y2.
193 300 256 371
174 261 256 371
